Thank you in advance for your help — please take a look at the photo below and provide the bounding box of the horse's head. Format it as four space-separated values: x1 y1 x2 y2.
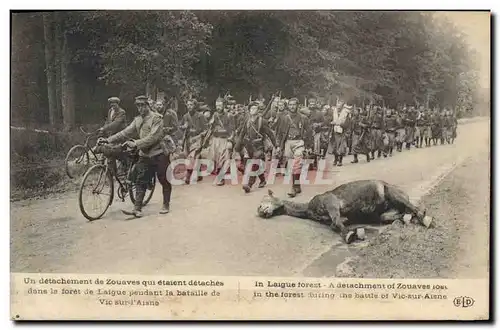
257 189 285 218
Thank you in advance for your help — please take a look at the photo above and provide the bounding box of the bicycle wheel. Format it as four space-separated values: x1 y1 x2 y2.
129 176 156 207
65 145 90 179
79 164 114 221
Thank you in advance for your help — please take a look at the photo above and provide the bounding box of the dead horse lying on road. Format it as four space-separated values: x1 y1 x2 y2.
257 179 433 244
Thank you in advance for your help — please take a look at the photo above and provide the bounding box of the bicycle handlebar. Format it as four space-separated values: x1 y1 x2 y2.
96 139 137 154
80 126 100 136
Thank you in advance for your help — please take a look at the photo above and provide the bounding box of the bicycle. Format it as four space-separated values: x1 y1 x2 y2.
65 126 104 179
78 141 156 221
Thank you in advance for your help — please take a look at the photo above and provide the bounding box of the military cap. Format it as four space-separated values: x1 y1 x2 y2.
248 101 260 109
134 95 149 104
299 106 311 116
108 97 120 104
199 104 210 112
288 97 299 103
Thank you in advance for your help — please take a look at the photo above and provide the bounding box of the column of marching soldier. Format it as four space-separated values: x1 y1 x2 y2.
97 94 459 217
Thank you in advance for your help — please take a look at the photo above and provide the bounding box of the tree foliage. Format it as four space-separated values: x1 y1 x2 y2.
12 10 485 129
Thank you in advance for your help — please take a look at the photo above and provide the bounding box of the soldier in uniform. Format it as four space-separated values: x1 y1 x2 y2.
269 98 286 129
442 109 454 144
157 100 179 159
180 98 208 184
430 107 442 146
419 107 432 147
345 110 353 156
94 97 129 175
235 101 277 193
310 99 325 170
330 99 351 166
413 105 424 148
152 100 163 114
384 108 397 157
439 108 447 145
276 97 312 197
395 107 406 152
162 101 179 137
350 106 371 163
370 106 384 159
404 106 417 150
450 110 458 144
319 104 332 160
99 97 127 136
209 97 233 186
363 104 375 158
102 95 172 217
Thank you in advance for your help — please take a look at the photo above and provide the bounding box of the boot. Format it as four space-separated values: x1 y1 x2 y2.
215 168 225 186
237 161 246 174
243 174 257 194
159 204 170 214
287 174 302 198
351 154 359 164
185 169 193 185
312 157 318 170
122 188 145 218
337 155 343 166
366 154 371 162
389 147 393 157
122 208 143 218
377 150 381 158
371 151 375 160
333 155 338 166
258 174 267 188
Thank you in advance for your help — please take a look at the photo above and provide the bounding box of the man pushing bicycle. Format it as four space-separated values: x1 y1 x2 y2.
98 95 172 218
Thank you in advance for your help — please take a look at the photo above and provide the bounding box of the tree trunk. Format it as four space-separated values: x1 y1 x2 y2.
53 12 63 123
42 13 58 128
146 80 152 98
60 30 75 131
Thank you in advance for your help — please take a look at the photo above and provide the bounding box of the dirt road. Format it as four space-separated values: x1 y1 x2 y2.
10 120 490 277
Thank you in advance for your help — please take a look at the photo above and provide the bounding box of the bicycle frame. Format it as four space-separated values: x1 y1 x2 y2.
93 146 139 205
81 127 102 161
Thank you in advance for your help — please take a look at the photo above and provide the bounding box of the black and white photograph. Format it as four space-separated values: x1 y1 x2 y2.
9 9 491 320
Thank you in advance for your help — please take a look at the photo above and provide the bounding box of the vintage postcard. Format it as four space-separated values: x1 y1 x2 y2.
10 9 491 320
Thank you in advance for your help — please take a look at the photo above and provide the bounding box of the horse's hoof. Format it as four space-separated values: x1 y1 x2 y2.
344 231 356 244
422 215 433 228
402 214 413 224
391 219 404 228
355 228 366 240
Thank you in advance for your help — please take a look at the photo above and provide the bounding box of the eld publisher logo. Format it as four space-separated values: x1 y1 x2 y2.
453 296 475 308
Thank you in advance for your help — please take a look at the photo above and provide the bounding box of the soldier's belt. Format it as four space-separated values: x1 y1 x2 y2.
212 131 230 138
287 135 302 140
250 138 263 144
